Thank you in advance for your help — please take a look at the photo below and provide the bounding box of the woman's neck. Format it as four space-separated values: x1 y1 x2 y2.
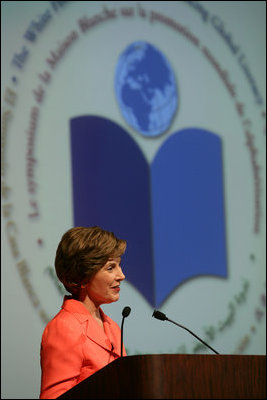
80 295 104 329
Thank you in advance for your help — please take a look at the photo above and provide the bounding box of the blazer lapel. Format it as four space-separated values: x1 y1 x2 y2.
62 297 120 354
85 315 114 352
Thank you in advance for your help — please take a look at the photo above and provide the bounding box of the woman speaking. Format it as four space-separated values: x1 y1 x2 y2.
39 226 127 399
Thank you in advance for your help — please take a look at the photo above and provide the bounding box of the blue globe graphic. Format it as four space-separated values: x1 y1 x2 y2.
115 41 178 137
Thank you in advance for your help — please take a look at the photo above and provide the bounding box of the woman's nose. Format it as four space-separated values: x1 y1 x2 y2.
117 267 125 281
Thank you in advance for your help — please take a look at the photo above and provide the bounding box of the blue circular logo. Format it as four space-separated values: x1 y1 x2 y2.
115 41 178 137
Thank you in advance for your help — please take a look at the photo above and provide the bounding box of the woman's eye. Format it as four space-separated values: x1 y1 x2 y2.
107 263 123 271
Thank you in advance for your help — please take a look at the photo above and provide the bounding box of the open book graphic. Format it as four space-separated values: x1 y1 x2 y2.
70 116 227 307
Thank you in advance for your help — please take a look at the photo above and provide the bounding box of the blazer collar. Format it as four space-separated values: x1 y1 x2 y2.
62 296 120 355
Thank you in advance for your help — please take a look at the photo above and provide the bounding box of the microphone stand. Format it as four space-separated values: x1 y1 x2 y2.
167 318 219 355
121 306 131 357
152 309 219 355
121 316 126 357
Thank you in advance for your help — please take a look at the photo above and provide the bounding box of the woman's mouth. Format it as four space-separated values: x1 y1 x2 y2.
111 285 120 292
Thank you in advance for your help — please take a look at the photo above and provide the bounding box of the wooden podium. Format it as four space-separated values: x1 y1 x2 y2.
58 354 266 399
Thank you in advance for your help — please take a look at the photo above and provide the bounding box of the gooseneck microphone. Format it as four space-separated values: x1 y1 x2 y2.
121 306 131 357
152 309 219 355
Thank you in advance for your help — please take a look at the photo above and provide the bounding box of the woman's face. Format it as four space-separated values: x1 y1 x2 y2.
85 257 125 306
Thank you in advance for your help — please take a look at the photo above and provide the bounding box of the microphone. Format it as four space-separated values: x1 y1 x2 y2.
152 309 219 355
121 306 131 357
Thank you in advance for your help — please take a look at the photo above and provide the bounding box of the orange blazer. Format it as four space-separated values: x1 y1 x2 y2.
40 296 126 399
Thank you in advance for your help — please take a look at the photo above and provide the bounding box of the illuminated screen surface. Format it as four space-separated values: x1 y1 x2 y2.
1 2 266 398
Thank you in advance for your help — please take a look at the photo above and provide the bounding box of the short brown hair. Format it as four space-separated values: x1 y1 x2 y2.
55 226 126 297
